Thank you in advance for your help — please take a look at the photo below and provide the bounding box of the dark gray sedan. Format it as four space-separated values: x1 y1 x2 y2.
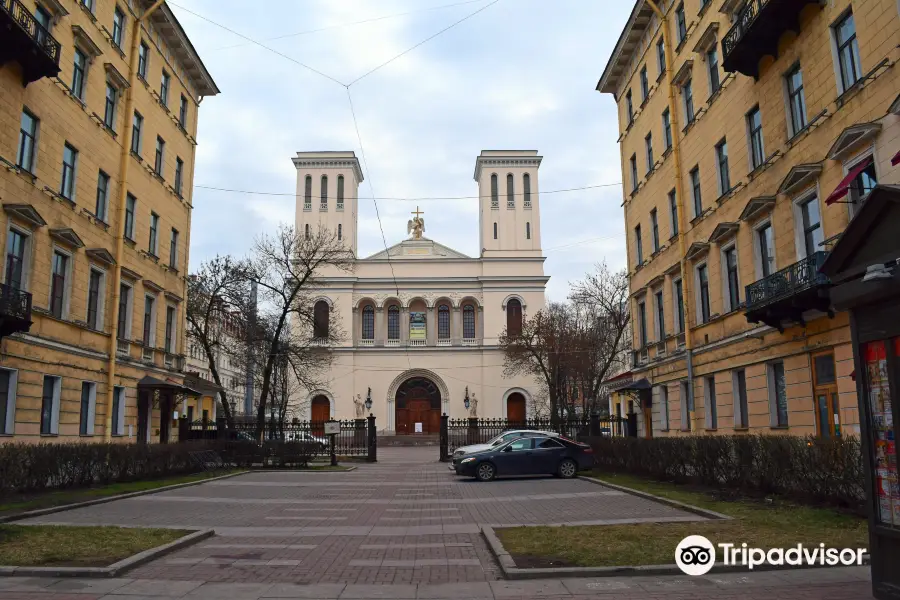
452 436 594 481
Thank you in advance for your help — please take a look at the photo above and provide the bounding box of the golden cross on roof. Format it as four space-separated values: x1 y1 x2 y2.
411 206 424 219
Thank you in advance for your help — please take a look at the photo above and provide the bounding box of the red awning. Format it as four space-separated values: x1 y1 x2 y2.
892 150 900 167
825 157 874 205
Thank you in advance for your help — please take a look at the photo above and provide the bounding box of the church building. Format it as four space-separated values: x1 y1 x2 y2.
293 150 549 433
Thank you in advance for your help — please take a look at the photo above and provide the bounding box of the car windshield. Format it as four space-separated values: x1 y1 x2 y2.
490 432 519 446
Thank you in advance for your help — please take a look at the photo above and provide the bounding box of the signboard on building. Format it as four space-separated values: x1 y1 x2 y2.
409 312 426 341
324 421 340 435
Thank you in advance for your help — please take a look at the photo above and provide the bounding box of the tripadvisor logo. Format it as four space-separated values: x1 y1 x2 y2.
675 535 868 576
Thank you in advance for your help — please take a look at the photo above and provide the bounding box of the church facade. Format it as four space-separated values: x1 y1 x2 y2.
293 150 549 433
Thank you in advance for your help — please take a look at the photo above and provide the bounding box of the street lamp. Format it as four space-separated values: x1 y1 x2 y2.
365 387 372 411
463 386 470 410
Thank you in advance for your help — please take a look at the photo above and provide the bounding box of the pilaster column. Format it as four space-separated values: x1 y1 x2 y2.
478 307 485 344
426 306 435 346
452 306 461 344
401 307 409 343
375 306 385 345
351 307 359 346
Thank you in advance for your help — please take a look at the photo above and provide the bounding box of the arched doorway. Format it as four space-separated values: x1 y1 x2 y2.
506 392 526 423
395 377 441 435
311 395 330 423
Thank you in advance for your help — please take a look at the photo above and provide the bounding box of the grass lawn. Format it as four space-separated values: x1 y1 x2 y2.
494 471 868 569
0 470 243 518
0 525 188 567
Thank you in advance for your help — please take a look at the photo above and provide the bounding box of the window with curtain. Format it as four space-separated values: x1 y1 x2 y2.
362 305 374 340
507 299 523 336
388 305 400 340
438 305 450 339
313 300 329 338
463 305 475 339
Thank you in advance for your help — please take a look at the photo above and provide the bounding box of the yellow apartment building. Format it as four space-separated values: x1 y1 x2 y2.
598 0 900 437
0 0 218 442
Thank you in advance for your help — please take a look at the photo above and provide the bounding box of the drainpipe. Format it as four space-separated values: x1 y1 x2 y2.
645 0 697 427
104 0 168 441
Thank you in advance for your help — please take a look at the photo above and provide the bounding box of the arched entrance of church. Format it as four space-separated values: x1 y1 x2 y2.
311 395 330 424
506 392 526 424
395 377 441 435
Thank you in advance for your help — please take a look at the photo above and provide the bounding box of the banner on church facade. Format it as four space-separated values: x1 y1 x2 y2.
409 312 426 340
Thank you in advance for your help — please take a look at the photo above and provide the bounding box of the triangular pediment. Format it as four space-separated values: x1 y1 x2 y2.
364 238 470 260
708 222 740 244
49 228 85 248
685 242 710 261
827 122 881 161
739 196 776 222
692 22 719 54
778 162 823 195
672 59 693 87
121 266 142 281
143 279 164 294
3 204 47 228
85 247 116 266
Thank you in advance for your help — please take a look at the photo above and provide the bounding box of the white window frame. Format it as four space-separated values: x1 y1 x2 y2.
715 138 730 196
704 375 717 430
829 8 862 95
791 185 823 261
119 282 134 339
164 303 177 353
112 386 126 436
41 374 61 435
752 219 777 280
745 106 765 173
680 380 691 432
652 287 665 341
845 147 877 218
672 277 684 334
143 293 158 346
0 368 18 435
731 369 748 429
3 224 34 292
720 243 741 313
48 245 74 319
80 380 97 435
86 266 107 330
656 384 670 431
694 261 710 324
767 361 789 427
782 63 807 138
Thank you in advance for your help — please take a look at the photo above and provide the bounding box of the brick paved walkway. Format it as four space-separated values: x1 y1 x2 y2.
12 446 874 598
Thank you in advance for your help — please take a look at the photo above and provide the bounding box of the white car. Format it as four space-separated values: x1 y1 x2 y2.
451 430 559 460
286 431 328 449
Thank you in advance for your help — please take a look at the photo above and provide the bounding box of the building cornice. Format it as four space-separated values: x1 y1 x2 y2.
597 0 657 96
474 154 543 181
292 153 364 182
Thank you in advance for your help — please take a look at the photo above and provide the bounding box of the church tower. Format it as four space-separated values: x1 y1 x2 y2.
474 150 543 258
292 151 364 256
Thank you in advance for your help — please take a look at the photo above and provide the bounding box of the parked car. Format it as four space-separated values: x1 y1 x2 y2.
451 429 558 460
452 435 594 481
285 431 328 450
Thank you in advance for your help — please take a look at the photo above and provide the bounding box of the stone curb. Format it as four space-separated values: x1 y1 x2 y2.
0 528 214 578
577 475 732 520
252 466 357 472
0 471 248 524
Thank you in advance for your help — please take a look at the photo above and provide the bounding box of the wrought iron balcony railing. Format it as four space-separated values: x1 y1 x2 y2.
1 0 62 83
722 0 769 58
745 251 830 313
0 283 32 338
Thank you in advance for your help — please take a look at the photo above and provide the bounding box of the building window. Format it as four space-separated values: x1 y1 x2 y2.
785 64 807 136
72 48 87 100
674 278 685 333
650 209 659 252
313 300 329 338
438 305 450 339
697 264 710 323
747 106 764 170
164 306 175 354
799 195 823 257
707 48 720 94
179 95 188 129
81 0 94 13
124 193 136 239
834 11 861 92
506 298 523 337
506 173 515 208
637 301 647 347
154 136 165 177
680 380 691 431
149 212 159 255
662 108 672 150
675 3 686 44
103 83 118 130
60 143 78 200
338 224 342 241
50 250 68 319
690 166 702 217
169 228 178 267
40 375 60 435
337 175 344 208
138 41 149 79
79 381 96 435
117 283 131 340
657 37 666 74
705 376 717 429
733 369 748 428
757 222 775 277
0 369 17 435
111 387 125 436
143 295 155 346
526 222 531 240
849 157 877 215
769 362 788 426
523 173 531 206
493 222 497 240
645 133 654 172
634 224 643 266
95 170 110 221
630 154 638 192
174 157 184 197
463 305 475 339
131 111 143 155
715 139 730 194
724 246 740 311
87 269 103 330
160 71 170 107
17 110 38 172
683 79 694 124
5 229 28 291
659 385 670 430
112 6 125 48
388 305 400 340
304 175 312 207
34 4 51 32
320 175 328 208
625 89 633 125
654 290 665 340
490 173 498 208
640 66 649 102
668 189 678 236
362 305 374 340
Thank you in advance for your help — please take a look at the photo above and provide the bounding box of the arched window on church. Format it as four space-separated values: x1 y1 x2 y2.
463 305 475 339
438 304 450 340
362 305 374 340
523 173 531 207
313 300 329 339
387 305 400 340
490 173 498 208
305 224 310 239
338 224 342 241
337 175 344 209
320 175 328 208
304 175 312 207
526 222 531 239
507 173 514 208
507 298 523 337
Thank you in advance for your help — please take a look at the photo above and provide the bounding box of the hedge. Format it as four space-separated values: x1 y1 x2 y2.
585 435 865 511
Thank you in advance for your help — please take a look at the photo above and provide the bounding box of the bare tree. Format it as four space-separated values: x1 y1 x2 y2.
248 225 353 439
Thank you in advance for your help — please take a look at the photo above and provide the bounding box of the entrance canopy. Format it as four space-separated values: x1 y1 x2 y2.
137 375 201 397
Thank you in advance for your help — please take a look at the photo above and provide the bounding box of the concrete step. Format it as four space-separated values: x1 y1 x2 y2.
379 434 441 447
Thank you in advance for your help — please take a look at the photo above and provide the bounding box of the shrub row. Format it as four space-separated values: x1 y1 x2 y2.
585 434 865 511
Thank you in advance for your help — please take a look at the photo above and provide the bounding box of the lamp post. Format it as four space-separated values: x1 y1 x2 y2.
463 386 470 411
365 387 372 413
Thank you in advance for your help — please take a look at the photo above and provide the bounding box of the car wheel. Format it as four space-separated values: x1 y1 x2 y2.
475 462 496 482
558 459 577 479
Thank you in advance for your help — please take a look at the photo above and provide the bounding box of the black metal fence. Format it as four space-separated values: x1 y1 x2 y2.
439 415 632 461
179 416 377 462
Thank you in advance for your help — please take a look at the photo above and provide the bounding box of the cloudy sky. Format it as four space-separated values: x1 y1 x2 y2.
172 0 631 301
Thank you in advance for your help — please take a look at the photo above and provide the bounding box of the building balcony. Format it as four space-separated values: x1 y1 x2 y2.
721 0 820 78
460 337 479 346
385 339 400 347
0 283 32 339
358 338 374 347
0 0 62 85
436 339 451 347
745 251 831 331
408 339 426 347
